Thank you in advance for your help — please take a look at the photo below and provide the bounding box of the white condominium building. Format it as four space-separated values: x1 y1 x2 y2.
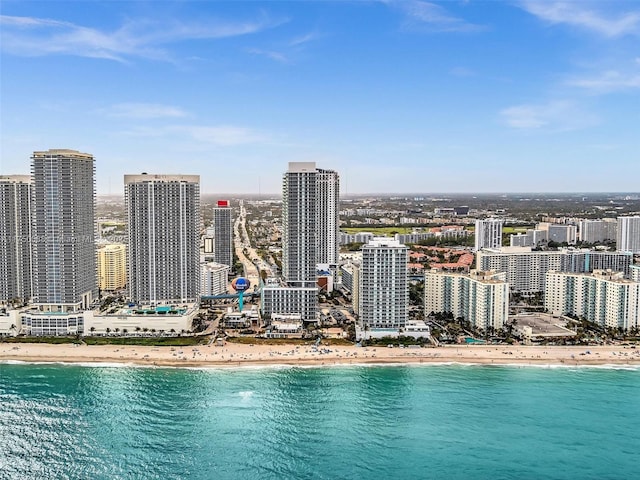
474 218 503 252
548 224 577 245
261 285 318 323
125 174 201 304
476 247 633 293
424 269 508 331
201 262 231 296
282 162 318 287
31 149 97 310
358 238 408 329
272 162 339 323
578 219 617 244
617 216 640 253
545 270 640 330
0 175 32 304
316 168 340 265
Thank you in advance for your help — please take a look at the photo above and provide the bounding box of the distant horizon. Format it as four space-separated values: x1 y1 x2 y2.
95 191 640 198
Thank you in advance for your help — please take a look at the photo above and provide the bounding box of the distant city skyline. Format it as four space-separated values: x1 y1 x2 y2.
2 1 639 194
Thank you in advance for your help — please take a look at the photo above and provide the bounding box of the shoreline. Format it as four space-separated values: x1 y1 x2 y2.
2 343 640 369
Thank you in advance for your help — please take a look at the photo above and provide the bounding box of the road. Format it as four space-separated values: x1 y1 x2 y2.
233 201 261 290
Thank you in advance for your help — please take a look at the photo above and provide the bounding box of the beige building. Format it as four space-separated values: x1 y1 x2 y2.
97 244 127 291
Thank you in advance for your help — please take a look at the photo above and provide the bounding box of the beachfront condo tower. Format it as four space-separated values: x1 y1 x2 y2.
31 149 97 311
125 174 200 304
0 175 33 305
358 238 408 329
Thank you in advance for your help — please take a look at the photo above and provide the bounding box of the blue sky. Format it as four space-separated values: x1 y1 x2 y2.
1 0 639 194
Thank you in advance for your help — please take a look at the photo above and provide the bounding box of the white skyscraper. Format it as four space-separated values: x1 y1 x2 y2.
474 218 503 251
31 149 97 310
213 200 233 268
0 175 33 304
263 162 339 323
316 168 340 265
282 162 318 287
125 174 200 304
358 238 408 329
617 216 640 253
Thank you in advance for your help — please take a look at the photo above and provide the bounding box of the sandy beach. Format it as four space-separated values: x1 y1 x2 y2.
1 342 640 367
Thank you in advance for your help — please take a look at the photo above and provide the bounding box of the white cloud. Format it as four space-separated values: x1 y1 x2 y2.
387 0 486 33
174 125 267 146
121 124 268 146
0 13 286 62
289 31 321 47
519 1 640 37
104 103 188 119
567 70 640 92
500 100 598 131
247 48 289 63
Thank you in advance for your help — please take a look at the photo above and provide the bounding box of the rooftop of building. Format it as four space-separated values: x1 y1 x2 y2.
0 175 32 183
124 173 200 183
32 149 94 159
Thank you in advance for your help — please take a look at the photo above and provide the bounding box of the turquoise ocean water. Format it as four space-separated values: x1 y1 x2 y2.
1 362 639 480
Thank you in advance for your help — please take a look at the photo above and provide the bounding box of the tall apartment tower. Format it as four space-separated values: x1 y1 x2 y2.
358 238 408 329
617 216 640 253
213 200 233 268
474 218 504 252
31 149 97 310
282 162 318 287
316 168 340 265
0 175 33 304
125 174 200 304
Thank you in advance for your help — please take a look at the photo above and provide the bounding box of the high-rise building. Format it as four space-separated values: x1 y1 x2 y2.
545 270 640 330
358 238 408 329
282 162 318 287
474 218 503 252
0 175 33 304
125 174 200 304
97 244 127 291
263 162 339 323
617 216 640 253
213 200 233 268
424 269 509 331
316 168 339 265
31 149 96 310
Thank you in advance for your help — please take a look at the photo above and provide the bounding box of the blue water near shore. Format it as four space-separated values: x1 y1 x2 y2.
1 362 639 480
